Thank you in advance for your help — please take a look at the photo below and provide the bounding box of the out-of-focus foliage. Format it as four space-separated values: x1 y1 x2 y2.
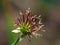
3 0 19 44
5 14 18 45
0 0 3 11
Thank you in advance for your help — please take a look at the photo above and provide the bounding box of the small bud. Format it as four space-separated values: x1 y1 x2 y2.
38 15 41 18
39 25 44 29
39 19 42 24
20 11 23 15
41 30 46 32
26 8 31 14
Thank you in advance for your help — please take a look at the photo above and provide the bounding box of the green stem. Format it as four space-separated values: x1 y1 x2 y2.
11 34 26 45
11 36 20 45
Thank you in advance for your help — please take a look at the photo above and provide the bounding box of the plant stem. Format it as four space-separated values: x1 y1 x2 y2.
11 34 26 45
11 36 20 45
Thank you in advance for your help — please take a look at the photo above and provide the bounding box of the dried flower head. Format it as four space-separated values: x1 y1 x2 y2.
12 8 44 38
